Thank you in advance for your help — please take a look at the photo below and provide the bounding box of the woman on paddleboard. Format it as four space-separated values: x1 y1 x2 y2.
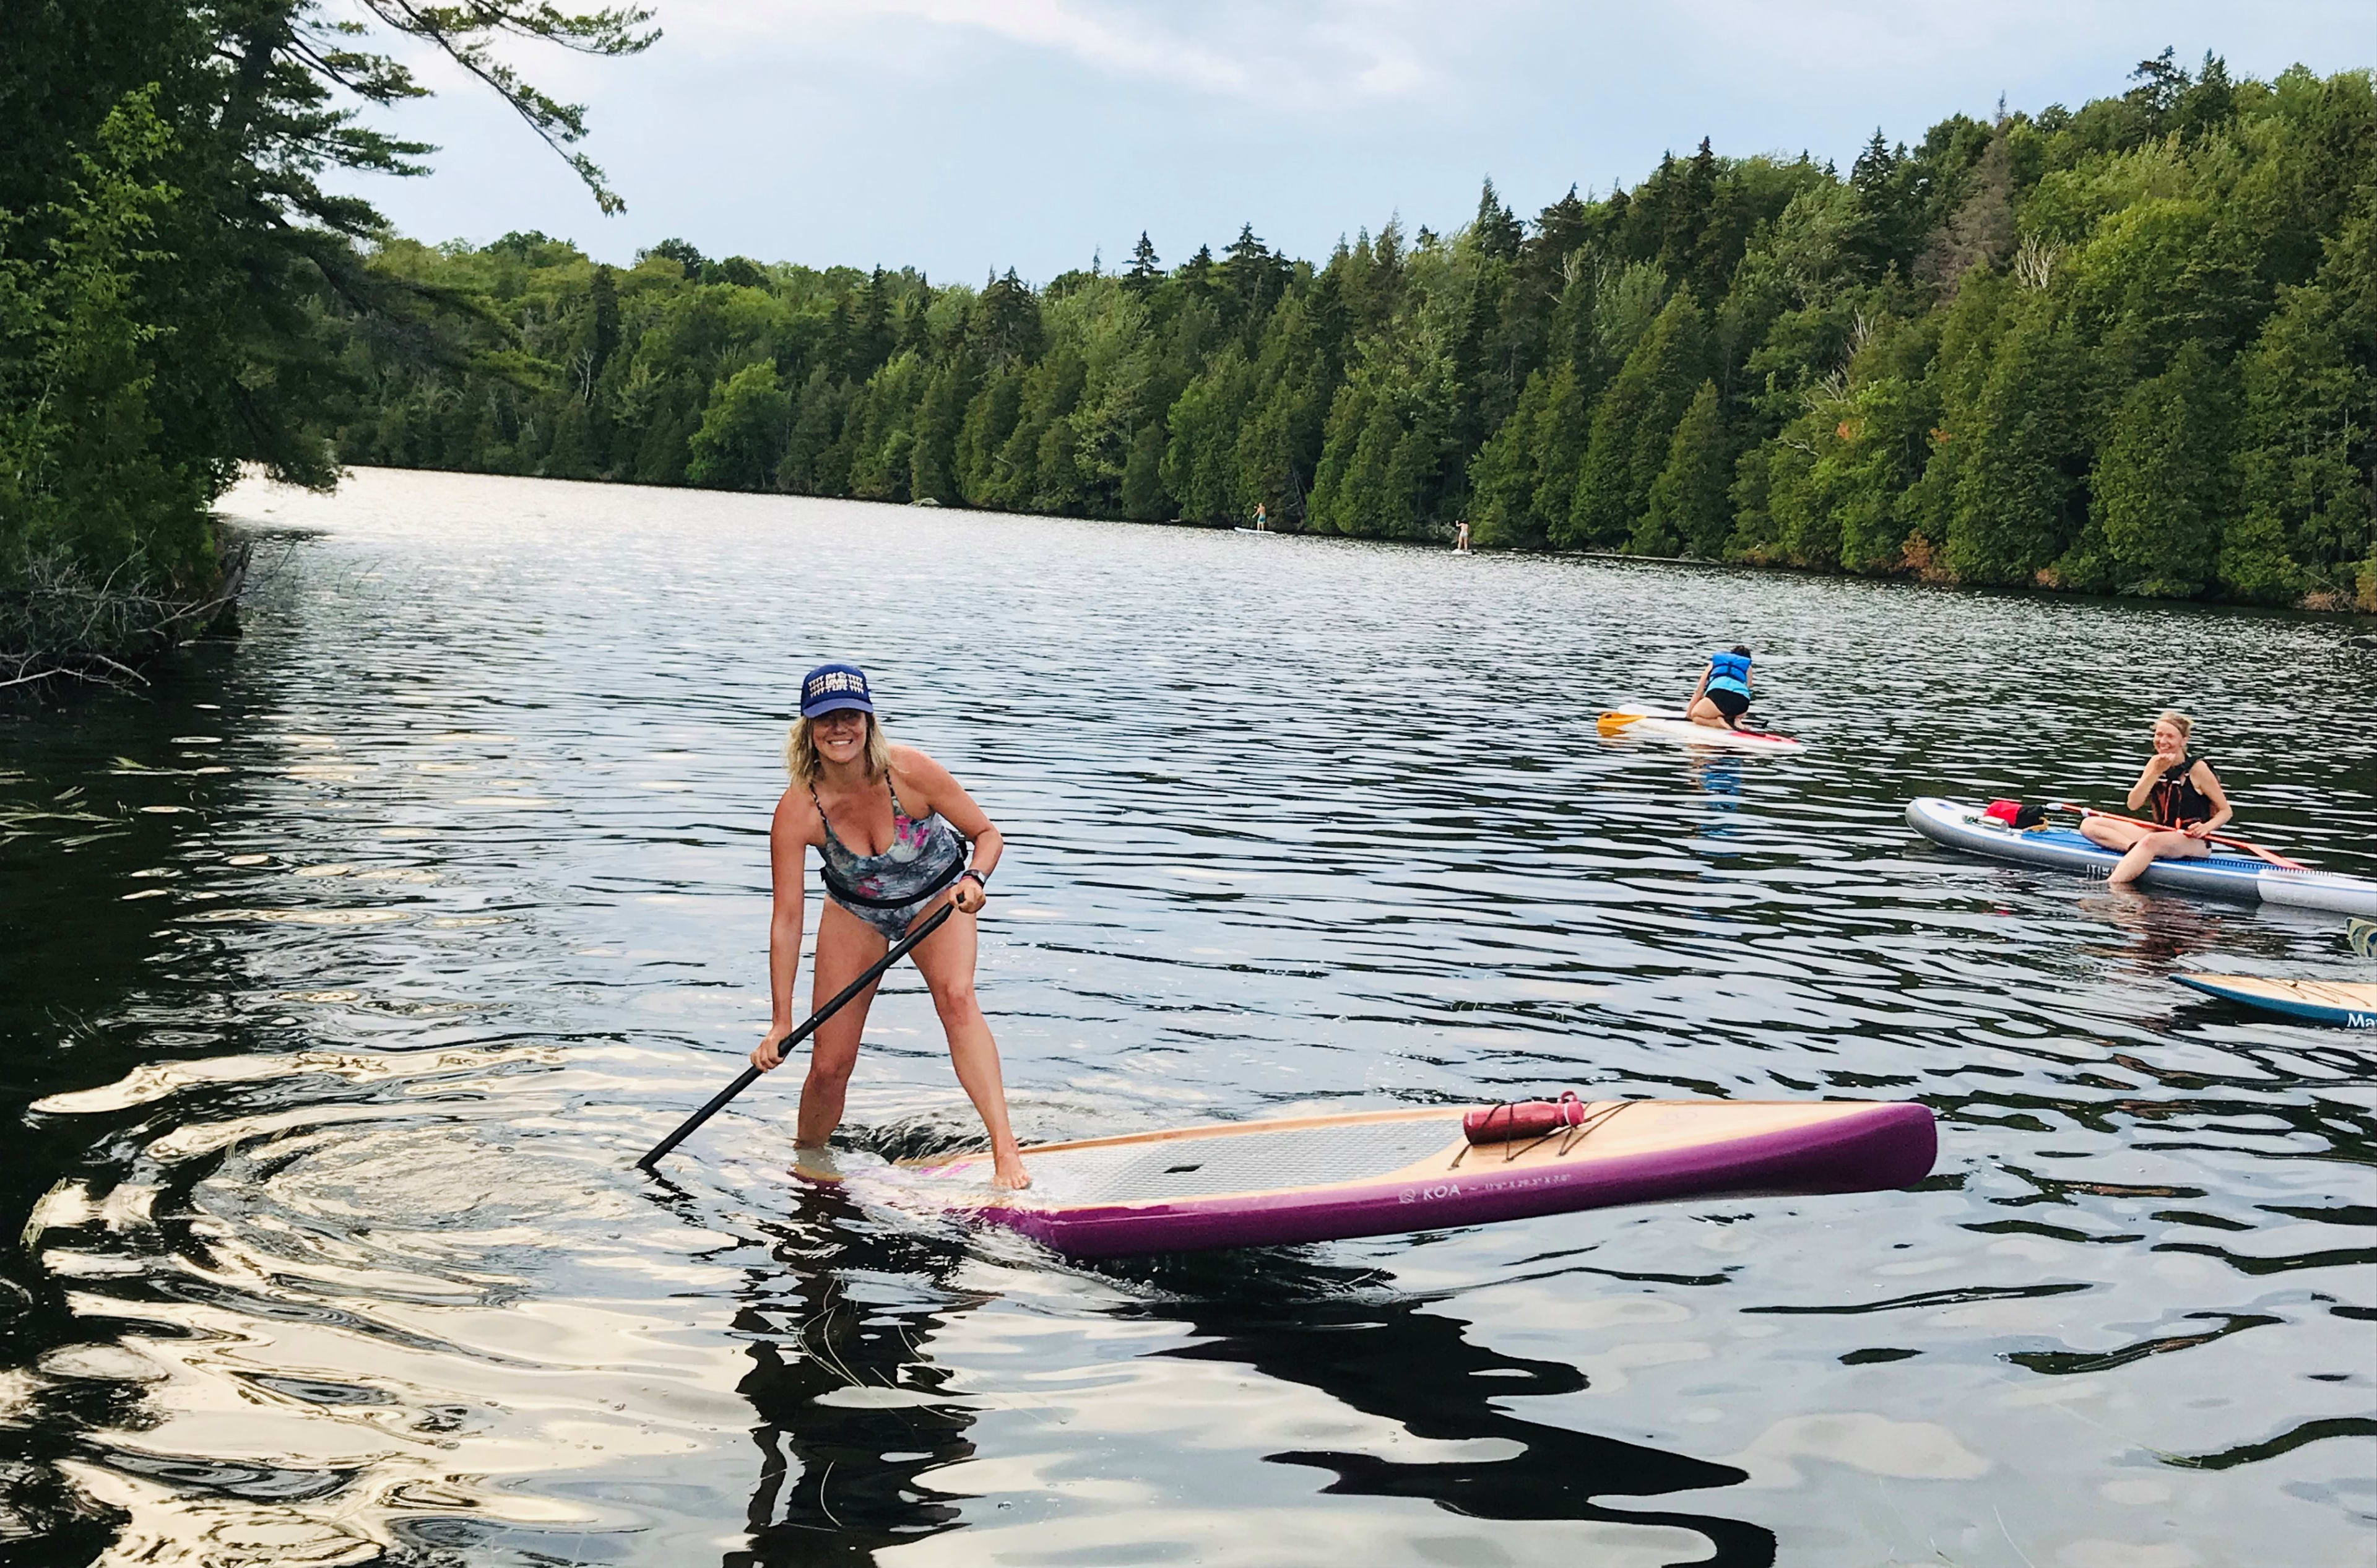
748 663 1030 1189
1687 646 1755 731
2079 710 2233 886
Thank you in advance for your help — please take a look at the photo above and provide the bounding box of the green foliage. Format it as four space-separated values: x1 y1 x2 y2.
2089 340 2233 594
1 0 651 674
1567 292 1709 548
686 362 790 490
322 57 2375 609
0 90 213 598
1945 295 2094 584
1643 381 1731 557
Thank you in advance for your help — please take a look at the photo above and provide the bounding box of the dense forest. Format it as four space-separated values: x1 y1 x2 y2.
336 54 2376 609
0 0 650 682
5 28 2374 689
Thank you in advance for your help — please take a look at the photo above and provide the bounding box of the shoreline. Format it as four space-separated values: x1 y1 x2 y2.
259 464 2377 627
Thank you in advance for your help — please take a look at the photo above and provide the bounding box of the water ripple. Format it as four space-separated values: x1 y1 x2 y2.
0 467 2370 1565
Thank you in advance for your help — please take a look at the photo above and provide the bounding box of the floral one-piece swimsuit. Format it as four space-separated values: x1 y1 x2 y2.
810 775 966 939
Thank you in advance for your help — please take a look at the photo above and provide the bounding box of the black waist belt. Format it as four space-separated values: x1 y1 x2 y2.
822 856 963 909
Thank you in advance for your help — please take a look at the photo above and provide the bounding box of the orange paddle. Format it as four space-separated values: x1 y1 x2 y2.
2054 803 2310 872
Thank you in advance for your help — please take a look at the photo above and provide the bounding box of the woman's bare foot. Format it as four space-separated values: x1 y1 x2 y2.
990 1153 1031 1190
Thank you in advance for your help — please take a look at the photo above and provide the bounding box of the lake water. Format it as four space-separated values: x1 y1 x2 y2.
2 466 2372 1567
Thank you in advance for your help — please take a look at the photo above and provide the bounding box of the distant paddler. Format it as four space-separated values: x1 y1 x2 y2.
748 663 1030 1188
1686 645 1757 731
1252 501 1269 532
2078 710 2234 887
1454 519 1471 553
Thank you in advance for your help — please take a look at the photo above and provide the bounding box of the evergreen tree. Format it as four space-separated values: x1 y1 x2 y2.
1642 379 1731 556
2090 340 2233 594
1473 178 1523 261
974 269 1043 366
1220 225 1290 332
1565 292 1710 547
2225 197 2375 601
1467 370 1549 548
956 365 1024 505
1526 363 1594 535
1120 423 1170 519
1944 300 2092 584
841 269 895 381
1124 232 1163 295
909 357 971 503
779 369 844 495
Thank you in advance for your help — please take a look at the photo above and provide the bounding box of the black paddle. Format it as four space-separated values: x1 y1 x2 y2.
636 900 955 1171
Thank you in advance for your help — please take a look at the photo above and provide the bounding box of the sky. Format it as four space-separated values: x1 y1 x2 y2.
346 0 2373 284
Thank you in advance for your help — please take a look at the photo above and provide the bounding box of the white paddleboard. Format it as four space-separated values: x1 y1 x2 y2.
1596 709 1801 752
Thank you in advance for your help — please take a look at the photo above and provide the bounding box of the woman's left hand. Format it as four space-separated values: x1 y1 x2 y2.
2184 822 2214 840
952 876 987 914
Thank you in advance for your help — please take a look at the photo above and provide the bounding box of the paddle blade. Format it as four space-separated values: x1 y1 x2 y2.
2349 917 2376 961
1596 711 1642 736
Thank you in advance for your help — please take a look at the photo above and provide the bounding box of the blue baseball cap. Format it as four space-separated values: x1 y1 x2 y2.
800 662 874 718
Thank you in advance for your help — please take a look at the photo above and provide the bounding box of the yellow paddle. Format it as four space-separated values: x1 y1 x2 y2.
1595 711 1645 736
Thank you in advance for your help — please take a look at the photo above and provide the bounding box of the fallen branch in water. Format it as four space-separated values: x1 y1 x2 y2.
0 539 253 695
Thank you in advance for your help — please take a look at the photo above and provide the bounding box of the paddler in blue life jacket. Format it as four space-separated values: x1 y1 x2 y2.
1687 646 1756 731
2079 709 2234 886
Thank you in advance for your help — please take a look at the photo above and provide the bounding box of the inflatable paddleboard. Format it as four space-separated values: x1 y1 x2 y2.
2175 974 2377 1028
838 1099 1933 1258
1907 798 2377 916
1597 709 1801 752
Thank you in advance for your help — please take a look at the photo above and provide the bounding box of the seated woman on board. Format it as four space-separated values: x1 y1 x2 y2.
1687 646 1756 731
747 663 1031 1188
2079 710 2233 887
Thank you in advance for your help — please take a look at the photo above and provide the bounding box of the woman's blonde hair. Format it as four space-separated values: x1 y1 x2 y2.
786 711 891 788
2156 709 2194 745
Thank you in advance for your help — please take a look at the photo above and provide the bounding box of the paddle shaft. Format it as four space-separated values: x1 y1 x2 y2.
636 900 956 1170
2058 803 2306 870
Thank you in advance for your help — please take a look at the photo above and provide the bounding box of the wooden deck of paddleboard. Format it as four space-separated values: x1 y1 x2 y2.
2176 974 2377 1028
878 1099 1933 1257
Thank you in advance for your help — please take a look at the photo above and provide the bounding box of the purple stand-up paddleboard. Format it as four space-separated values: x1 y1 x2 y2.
812 1099 1936 1259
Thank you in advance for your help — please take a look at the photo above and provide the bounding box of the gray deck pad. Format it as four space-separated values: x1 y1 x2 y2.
1013 1116 1465 1206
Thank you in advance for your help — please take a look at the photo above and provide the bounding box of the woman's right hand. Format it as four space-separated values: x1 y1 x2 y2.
750 1021 793 1072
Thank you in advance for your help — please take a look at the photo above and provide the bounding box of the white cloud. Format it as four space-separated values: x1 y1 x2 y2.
656 0 1462 102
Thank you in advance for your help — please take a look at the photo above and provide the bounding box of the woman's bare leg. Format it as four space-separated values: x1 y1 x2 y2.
1687 696 1734 730
2079 817 2139 852
906 901 1031 1189
795 904 886 1150
2111 828 2206 885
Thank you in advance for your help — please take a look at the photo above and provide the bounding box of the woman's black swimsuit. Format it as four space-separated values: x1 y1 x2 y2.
1708 688 1750 721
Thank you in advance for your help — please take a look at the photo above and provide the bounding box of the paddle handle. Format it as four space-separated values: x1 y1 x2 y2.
2056 803 2307 871
636 900 957 1170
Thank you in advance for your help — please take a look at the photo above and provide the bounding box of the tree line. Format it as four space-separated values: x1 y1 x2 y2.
5 33 2373 688
334 54 2375 610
